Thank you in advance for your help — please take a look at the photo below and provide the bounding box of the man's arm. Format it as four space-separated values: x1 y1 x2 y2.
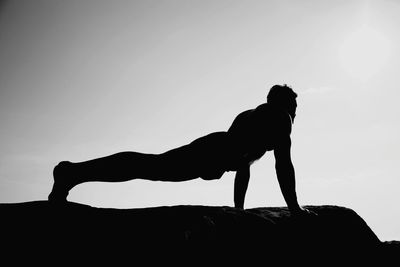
273 135 303 214
234 165 250 209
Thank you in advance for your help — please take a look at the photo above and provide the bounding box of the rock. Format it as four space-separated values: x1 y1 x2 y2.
0 201 396 264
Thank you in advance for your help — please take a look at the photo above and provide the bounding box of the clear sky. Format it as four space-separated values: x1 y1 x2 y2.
1 0 399 241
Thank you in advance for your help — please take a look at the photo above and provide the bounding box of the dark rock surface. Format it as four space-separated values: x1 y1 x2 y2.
0 201 397 264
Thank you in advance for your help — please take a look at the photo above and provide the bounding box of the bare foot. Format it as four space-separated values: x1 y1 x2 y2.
48 161 76 203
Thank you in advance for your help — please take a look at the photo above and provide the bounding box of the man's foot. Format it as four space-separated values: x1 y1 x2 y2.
48 161 76 203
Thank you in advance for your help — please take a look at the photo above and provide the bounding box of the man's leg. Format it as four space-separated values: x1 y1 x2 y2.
48 151 195 202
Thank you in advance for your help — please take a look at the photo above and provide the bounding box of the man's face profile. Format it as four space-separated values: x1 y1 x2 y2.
288 98 297 123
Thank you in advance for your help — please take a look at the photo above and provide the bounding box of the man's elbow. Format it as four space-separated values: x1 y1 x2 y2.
275 162 294 176
275 160 293 169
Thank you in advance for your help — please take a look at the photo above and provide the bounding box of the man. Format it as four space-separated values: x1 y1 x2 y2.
49 84 311 216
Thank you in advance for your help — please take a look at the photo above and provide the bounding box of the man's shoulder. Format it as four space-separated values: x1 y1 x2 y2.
254 103 292 133
254 102 269 111
235 103 273 118
254 103 287 119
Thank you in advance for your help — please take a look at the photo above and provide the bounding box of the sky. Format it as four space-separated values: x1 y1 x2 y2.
0 0 399 241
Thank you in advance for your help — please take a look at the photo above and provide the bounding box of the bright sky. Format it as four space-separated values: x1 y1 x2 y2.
1 0 399 241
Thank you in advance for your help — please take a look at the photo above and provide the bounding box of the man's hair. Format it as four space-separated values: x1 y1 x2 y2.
267 84 297 104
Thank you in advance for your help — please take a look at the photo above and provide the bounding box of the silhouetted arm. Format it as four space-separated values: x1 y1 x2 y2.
234 165 250 209
273 135 302 214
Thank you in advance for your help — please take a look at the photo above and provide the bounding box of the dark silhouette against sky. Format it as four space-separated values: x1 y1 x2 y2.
49 85 313 216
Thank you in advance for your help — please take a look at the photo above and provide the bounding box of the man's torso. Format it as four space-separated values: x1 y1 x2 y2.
227 103 291 167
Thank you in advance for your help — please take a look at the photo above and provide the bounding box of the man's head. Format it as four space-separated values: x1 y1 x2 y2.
267 84 298 122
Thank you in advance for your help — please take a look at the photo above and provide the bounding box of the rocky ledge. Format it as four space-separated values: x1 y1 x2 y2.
0 201 397 264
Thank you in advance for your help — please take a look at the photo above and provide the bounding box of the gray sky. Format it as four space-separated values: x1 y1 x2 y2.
1 0 400 241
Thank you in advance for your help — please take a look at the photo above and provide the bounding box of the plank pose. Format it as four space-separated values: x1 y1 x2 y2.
49 84 311 215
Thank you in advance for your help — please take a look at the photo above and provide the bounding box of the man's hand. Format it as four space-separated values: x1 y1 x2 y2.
290 206 317 217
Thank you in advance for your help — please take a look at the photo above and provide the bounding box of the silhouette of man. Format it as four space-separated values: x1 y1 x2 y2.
49 84 311 216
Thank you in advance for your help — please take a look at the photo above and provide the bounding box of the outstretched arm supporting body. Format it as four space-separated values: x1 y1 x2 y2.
274 136 303 214
234 165 250 209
